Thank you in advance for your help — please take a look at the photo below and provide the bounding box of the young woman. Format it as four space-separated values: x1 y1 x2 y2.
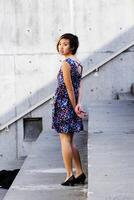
52 33 86 186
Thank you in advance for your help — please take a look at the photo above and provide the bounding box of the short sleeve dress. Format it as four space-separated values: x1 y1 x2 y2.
52 58 83 134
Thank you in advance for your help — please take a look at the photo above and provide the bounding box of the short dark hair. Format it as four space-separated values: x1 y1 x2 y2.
57 33 79 55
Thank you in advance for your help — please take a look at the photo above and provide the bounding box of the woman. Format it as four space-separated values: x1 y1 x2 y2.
52 33 86 186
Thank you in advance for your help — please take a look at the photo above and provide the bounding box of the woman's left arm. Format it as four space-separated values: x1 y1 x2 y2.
77 82 82 104
75 80 87 118
75 82 82 114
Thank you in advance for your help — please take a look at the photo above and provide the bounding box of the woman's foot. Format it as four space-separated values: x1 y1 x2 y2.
61 175 75 186
75 173 86 184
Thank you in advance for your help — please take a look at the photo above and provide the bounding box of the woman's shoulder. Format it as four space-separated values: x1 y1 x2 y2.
64 57 73 64
64 57 81 65
60 60 71 72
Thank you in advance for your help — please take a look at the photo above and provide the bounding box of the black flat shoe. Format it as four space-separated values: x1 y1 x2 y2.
75 173 86 184
61 175 75 186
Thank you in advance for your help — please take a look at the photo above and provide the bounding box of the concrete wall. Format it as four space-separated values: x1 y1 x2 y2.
82 50 134 109
0 0 134 160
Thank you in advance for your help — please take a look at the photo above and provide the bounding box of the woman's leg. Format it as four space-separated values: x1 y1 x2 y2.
59 133 73 179
70 134 83 177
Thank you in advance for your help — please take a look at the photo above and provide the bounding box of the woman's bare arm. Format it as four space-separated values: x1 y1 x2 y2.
61 61 76 110
77 82 82 104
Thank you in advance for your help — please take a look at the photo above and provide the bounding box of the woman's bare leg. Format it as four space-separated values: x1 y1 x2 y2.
70 134 83 177
59 133 73 179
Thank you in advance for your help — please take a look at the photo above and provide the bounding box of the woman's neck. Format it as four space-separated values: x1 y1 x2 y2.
64 54 78 61
64 54 73 58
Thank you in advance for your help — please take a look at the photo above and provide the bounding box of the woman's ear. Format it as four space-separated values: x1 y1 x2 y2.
70 47 75 54
70 47 75 50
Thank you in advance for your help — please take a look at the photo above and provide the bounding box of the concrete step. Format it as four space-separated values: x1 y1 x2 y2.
3 130 88 200
89 100 134 132
116 92 134 100
88 100 134 200
88 99 134 108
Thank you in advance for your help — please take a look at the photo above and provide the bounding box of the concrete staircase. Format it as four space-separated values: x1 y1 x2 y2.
2 98 134 200
2 128 88 200
88 100 134 200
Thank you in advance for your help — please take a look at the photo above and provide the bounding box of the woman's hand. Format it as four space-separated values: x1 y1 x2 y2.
74 104 87 119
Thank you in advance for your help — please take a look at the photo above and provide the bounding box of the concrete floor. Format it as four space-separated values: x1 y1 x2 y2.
2 130 88 200
88 100 134 200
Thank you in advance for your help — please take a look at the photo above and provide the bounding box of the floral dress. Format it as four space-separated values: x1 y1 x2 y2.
52 58 83 134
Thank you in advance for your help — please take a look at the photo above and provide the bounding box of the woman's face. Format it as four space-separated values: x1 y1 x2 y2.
58 38 72 56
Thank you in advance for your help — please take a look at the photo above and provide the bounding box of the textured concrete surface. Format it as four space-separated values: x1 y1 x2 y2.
88 100 134 200
0 0 134 160
117 92 134 100
0 189 7 200
3 130 88 200
0 158 25 200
